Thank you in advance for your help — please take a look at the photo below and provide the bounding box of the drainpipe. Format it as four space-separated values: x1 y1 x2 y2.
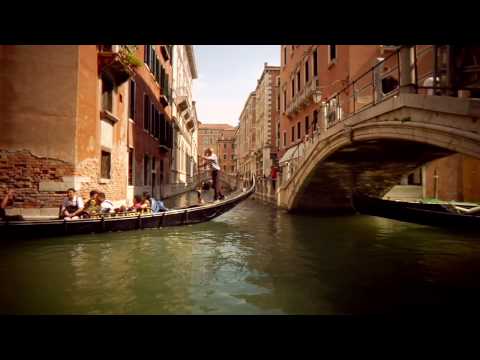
399 46 416 94
433 169 439 199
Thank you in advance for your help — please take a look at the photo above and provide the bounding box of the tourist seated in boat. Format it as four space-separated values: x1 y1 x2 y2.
127 195 143 212
80 190 102 218
60 188 85 220
0 189 24 221
142 192 169 213
98 192 115 214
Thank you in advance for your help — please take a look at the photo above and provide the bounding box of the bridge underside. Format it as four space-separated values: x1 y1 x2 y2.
290 140 452 214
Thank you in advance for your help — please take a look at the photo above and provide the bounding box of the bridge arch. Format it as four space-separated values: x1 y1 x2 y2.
278 94 480 213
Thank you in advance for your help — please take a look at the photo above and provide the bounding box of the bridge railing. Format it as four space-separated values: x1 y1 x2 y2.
279 45 480 189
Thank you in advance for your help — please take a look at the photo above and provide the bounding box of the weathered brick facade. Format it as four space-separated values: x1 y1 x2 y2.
0 150 74 208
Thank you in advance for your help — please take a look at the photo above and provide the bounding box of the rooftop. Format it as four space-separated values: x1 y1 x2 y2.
199 123 236 130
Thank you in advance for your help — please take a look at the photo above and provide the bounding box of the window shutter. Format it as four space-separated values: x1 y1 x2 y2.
144 45 149 64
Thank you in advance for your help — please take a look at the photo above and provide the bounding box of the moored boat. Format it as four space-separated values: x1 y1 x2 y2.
352 192 480 229
0 179 255 240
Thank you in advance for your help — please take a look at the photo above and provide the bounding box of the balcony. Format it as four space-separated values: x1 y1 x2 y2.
98 46 141 86
286 77 321 118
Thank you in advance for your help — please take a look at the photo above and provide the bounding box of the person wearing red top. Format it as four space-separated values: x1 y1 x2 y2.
271 166 278 192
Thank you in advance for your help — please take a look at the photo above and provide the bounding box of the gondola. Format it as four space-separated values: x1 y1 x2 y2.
0 179 255 240
352 192 480 229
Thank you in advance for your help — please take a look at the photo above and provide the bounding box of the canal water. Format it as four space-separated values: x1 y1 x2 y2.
1 192 480 314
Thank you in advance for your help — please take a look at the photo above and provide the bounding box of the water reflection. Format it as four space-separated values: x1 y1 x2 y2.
1 198 480 314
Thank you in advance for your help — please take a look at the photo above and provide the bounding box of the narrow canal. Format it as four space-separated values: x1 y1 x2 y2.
1 193 480 314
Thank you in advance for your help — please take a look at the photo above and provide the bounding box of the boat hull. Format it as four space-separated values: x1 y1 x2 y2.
0 183 255 240
352 193 480 229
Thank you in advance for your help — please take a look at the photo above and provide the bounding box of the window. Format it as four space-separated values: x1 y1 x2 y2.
291 79 295 98
297 71 301 91
144 45 150 66
283 132 286 147
231 154 234 160
144 155 150 186
313 110 318 131
329 45 337 62
297 122 301 139
291 126 295 142
283 90 287 111
224 166 227 171
224 154 227 160
128 148 134 185
160 159 164 183
150 103 155 135
129 80 136 120
224 143 227 149
305 60 309 83
101 75 114 112
305 116 309 134
313 49 318 77
231 166 234 172
277 94 280 112
144 95 150 131
101 150 111 179
283 46 287 65
153 110 159 138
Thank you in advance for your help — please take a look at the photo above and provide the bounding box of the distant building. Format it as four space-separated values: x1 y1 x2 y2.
236 92 256 180
197 123 236 174
254 63 280 185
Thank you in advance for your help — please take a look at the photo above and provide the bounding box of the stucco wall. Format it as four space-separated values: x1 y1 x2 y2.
0 45 79 162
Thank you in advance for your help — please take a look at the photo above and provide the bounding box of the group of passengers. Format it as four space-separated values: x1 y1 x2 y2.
59 188 169 221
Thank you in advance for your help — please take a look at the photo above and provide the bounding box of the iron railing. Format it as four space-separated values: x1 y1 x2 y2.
278 45 480 188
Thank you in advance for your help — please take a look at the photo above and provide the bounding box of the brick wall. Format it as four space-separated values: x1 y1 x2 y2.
0 149 74 208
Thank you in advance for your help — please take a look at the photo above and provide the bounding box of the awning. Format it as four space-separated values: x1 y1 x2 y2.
279 143 305 164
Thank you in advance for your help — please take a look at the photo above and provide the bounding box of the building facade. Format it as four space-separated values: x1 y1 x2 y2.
197 123 236 173
278 45 480 203
236 92 257 180
0 45 137 216
253 63 281 196
128 44 174 202
0 45 184 216
171 45 198 187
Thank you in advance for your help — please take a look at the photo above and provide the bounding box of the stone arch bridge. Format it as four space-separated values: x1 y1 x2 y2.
278 93 480 213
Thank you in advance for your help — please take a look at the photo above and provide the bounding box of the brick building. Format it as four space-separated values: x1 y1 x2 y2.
128 45 174 202
278 45 480 203
0 45 178 216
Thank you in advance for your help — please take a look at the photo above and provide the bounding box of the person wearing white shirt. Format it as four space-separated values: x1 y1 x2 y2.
98 192 115 213
60 188 84 220
201 148 224 201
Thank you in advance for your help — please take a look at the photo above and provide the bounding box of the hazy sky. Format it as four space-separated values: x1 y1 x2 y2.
192 45 280 127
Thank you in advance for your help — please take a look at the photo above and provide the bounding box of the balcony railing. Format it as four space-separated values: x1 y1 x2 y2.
286 77 320 117
279 45 480 188
98 45 141 86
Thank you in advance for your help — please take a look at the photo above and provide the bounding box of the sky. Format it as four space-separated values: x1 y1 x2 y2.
192 45 280 127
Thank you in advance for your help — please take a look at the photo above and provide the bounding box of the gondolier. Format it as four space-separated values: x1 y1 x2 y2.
201 148 225 201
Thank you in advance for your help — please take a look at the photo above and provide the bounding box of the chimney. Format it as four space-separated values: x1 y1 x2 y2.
264 62 268 67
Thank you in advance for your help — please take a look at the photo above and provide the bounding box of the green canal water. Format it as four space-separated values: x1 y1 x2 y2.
1 193 480 314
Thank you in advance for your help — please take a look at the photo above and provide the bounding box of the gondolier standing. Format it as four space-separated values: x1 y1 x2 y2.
201 148 224 201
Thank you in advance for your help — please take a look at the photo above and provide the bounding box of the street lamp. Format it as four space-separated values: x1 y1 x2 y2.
312 89 322 104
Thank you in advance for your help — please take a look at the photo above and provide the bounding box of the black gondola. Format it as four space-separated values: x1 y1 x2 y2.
0 179 255 240
352 192 480 229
